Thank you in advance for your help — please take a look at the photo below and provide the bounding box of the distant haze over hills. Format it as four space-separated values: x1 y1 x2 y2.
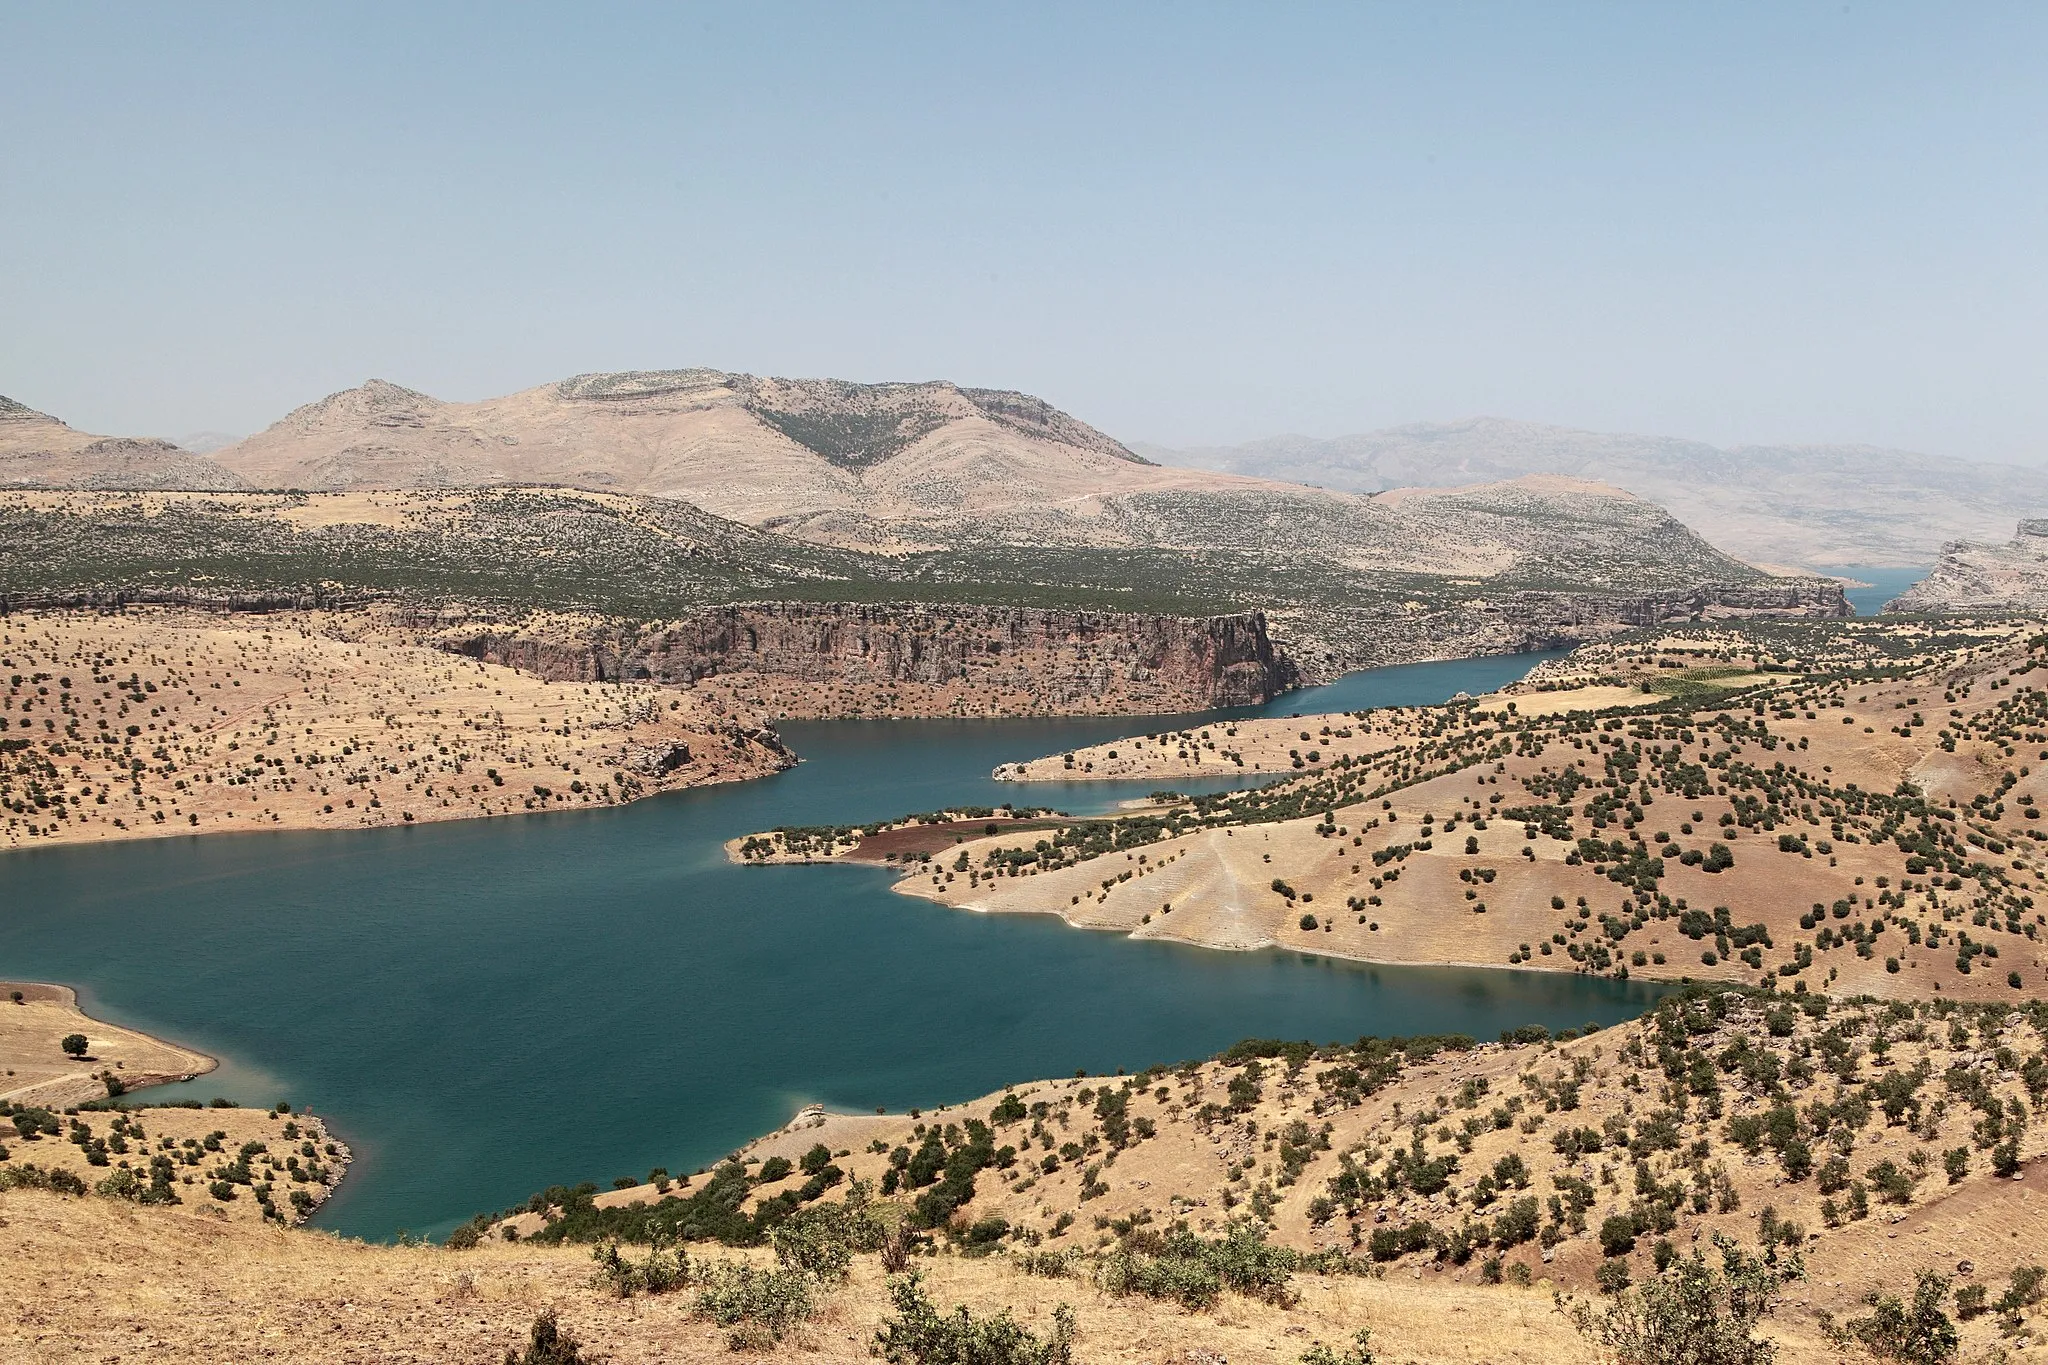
3 372 1854 675
0 392 246 491
9 378 2044 570
4 371 1952 581
1136 417 2048 570
174 430 243 455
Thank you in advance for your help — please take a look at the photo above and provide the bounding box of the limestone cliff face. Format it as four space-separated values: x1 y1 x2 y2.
1889 522 2048 613
1278 579 1853 678
429 603 1300 716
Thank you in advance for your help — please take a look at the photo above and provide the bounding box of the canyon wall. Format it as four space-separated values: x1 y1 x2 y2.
1888 521 2048 613
426 602 1300 718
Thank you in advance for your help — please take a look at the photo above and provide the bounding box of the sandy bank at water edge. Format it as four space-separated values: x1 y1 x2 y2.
0 981 214 1109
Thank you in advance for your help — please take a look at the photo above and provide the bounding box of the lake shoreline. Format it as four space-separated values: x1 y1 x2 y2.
0 979 218 1108
9 646 1660 1240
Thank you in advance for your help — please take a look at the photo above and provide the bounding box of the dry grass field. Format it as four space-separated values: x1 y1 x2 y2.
0 981 212 1108
0 1189 1612 1365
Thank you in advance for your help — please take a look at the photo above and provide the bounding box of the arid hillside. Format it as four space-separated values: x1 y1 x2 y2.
173 372 1837 588
742 618 2048 1004
202 370 1282 552
0 608 792 851
10 988 2043 1363
527 991 2046 1328
1 475 1847 684
1891 521 2048 615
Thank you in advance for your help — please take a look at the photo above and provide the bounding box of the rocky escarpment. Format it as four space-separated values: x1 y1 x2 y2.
427 603 1299 718
1278 578 1852 678
1888 520 2048 613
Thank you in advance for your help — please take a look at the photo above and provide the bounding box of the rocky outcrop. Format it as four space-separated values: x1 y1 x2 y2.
1280 579 1852 678
1888 522 2048 614
430 603 1300 715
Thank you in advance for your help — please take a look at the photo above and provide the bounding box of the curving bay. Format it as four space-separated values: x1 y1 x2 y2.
0 648 1671 1240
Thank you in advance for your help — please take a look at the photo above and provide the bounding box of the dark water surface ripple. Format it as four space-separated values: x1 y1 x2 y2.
0 648 1672 1239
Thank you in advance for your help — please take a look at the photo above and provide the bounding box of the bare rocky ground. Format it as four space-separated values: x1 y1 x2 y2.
1893 521 2048 615
0 395 245 492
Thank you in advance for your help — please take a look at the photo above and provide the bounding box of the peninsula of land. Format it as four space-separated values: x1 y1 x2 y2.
0 982 348 1231
738 616 2048 1005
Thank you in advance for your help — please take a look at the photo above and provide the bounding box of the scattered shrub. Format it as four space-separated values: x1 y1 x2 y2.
1831 1270 1959 1365
503 1311 594 1365
874 1272 1075 1365
692 1260 819 1347
1562 1238 1792 1365
1300 1330 1376 1365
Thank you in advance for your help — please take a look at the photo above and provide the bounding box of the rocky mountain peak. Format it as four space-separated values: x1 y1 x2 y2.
271 379 443 433
0 394 64 425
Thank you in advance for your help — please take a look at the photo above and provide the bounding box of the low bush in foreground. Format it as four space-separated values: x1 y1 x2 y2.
1098 1220 1302 1310
874 1272 1075 1365
504 1311 594 1365
1560 1237 1794 1365
692 1261 820 1350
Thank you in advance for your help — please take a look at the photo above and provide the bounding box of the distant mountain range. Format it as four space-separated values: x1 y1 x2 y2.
4 372 1859 676
1136 418 2048 569
197 369 1260 551
5 372 1758 575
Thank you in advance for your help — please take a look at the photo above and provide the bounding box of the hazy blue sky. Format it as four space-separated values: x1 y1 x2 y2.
4 3 2044 459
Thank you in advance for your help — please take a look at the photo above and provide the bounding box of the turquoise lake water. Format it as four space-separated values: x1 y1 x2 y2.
1837 565 1929 616
0 648 1678 1239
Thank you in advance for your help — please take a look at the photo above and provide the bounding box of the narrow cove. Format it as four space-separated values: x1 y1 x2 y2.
0 647 1670 1239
